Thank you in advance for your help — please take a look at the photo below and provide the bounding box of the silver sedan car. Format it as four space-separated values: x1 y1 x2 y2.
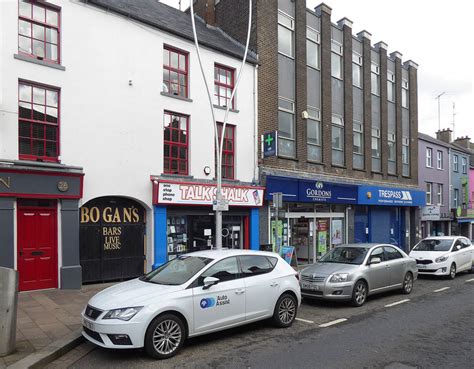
300 243 418 306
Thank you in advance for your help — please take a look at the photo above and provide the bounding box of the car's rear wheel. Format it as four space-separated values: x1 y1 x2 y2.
448 263 456 279
401 272 413 294
145 314 185 360
272 293 297 328
351 280 367 307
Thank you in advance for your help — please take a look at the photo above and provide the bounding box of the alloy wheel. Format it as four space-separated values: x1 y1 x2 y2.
450 264 456 279
152 319 182 355
403 273 413 293
278 296 296 325
355 282 366 305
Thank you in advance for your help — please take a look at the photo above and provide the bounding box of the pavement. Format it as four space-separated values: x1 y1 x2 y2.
0 283 113 369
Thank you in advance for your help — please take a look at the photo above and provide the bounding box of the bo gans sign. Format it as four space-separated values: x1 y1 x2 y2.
156 181 264 207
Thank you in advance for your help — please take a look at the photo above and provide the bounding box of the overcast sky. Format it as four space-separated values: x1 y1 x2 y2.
162 0 472 140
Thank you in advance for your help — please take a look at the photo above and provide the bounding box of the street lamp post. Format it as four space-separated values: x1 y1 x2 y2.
189 1 252 249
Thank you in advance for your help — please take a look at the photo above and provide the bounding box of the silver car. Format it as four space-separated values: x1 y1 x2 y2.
300 243 418 306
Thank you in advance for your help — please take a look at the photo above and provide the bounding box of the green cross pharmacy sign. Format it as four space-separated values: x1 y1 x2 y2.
262 131 278 158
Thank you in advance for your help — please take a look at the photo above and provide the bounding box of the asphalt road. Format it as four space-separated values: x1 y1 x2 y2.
51 273 474 369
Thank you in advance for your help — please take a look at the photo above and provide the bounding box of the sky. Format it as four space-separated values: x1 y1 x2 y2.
161 0 473 140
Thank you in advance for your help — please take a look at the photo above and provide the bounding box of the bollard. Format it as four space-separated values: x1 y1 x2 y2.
0 267 18 357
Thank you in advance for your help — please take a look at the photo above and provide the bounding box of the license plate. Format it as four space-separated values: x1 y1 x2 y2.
302 283 319 290
417 264 426 269
83 319 95 331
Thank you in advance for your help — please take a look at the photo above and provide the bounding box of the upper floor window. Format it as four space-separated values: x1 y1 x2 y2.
163 111 188 175
437 183 443 205
371 128 381 159
461 157 467 174
437 150 443 169
453 154 458 172
214 64 235 109
18 0 60 63
18 81 59 162
331 41 343 79
352 53 362 88
278 11 294 58
402 137 409 165
306 27 320 70
454 188 459 208
426 182 432 205
353 121 364 155
278 97 295 158
388 132 396 162
387 72 395 102
402 79 409 108
163 46 188 98
371 63 380 95
216 123 235 179
307 107 321 162
426 147 433 167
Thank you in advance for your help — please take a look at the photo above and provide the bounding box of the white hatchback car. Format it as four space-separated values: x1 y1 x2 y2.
82 250 301 359
409 236 474 279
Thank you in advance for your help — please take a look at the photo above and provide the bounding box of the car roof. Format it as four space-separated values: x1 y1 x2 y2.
334 243 389 248
421 236 458 240
183 249 280 260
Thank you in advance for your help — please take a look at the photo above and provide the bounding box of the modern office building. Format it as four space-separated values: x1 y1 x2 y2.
194 0 424 260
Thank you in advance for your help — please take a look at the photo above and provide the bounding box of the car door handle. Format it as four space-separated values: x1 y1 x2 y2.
235 289 245 295
270 282 280 287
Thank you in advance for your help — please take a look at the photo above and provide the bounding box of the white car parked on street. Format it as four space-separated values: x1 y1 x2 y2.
409 236 474 279
82 250 301 359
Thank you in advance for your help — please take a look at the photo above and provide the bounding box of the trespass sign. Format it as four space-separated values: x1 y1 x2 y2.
358 186 425 206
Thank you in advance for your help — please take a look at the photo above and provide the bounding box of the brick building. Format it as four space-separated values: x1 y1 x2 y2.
194 0 424 260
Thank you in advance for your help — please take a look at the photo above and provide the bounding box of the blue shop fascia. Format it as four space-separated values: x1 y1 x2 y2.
262 174 425 261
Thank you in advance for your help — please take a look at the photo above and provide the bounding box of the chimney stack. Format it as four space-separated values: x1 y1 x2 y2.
453 136 471 149
193 0 216 26
436 128 452 144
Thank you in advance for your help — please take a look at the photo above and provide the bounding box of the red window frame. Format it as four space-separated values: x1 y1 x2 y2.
18 80 60 162
217 123 235 180
214 64 235 109
163 111 189 175
163 46 188 98
18 0 61 64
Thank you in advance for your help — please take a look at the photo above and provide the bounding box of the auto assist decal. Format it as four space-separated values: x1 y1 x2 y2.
200 295 230 309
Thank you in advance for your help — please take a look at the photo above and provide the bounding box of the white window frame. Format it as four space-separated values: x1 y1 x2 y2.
278 10 295 59
453 154 458 172
437 183 443 205
387 72 395 102
402 79 409 108
454 188 459 208
352 52 362 88
426 147 433 168
331 40 343 80
437 150 443 170
426 182 432 205
461 157 467 174
306 26 320 70
371 63 380 96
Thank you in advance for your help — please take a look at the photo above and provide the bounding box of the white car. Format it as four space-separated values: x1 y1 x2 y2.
82 250 301 359
409 236 474 279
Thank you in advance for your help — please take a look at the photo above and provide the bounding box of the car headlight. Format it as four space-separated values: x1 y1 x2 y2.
103 306 143 321
435 256 449 263
329 273 349 283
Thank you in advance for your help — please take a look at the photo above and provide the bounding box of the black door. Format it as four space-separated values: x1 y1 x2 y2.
80 197 146 283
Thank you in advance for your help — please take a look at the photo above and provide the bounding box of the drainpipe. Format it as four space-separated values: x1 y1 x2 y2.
253 64 259 183
448 147 452 235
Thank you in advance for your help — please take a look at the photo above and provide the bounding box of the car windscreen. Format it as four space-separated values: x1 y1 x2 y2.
412 239 453 252
140 256 213 285
319 247 369 265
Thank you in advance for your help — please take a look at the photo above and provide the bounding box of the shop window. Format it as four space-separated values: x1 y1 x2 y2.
162 46 188 98
18 81 59 162
216 123 235 179
214 64 235 109
18 0 60 63
163 111 189 175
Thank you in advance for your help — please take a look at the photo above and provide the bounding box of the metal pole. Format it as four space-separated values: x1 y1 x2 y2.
189 0 252 249
435 91 446 131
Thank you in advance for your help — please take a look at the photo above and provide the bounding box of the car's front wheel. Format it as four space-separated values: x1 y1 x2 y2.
145 313 186 360
448 263 456 279
401 272 413 294
272 293 297 328
351 280 367 307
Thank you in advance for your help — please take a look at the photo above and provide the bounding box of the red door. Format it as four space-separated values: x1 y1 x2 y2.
17 203 58 291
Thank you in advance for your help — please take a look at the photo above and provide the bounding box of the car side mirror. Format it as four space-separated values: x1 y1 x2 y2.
369 257 382 265
454 245 461 251
203 276 219 290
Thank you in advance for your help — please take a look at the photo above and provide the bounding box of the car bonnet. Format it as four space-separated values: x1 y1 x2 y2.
302 262 360 277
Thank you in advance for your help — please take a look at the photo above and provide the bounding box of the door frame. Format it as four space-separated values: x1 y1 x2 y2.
17 199 58 291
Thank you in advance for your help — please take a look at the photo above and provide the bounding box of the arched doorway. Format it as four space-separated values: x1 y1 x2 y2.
80 197 146 283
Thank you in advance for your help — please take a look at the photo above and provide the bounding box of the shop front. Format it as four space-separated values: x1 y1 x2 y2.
0 163 83 291
151 179 264 267
356 185 425 251
420 205 452 238
265 176 358 264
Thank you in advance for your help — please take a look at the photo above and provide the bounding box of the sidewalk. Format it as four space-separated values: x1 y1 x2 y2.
1 283 113 368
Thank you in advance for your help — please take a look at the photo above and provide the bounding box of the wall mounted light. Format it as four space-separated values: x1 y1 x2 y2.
203 166 211 176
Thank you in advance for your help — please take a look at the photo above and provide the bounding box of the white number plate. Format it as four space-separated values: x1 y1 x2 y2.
417 264 426 269
83 319 95 331
302 283 320 290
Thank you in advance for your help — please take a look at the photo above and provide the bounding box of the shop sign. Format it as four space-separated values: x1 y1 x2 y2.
298 180 358 204
155 181 264 207
262 131 278 158
421 206 441 221
358 186 425 207
0 169 83 198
